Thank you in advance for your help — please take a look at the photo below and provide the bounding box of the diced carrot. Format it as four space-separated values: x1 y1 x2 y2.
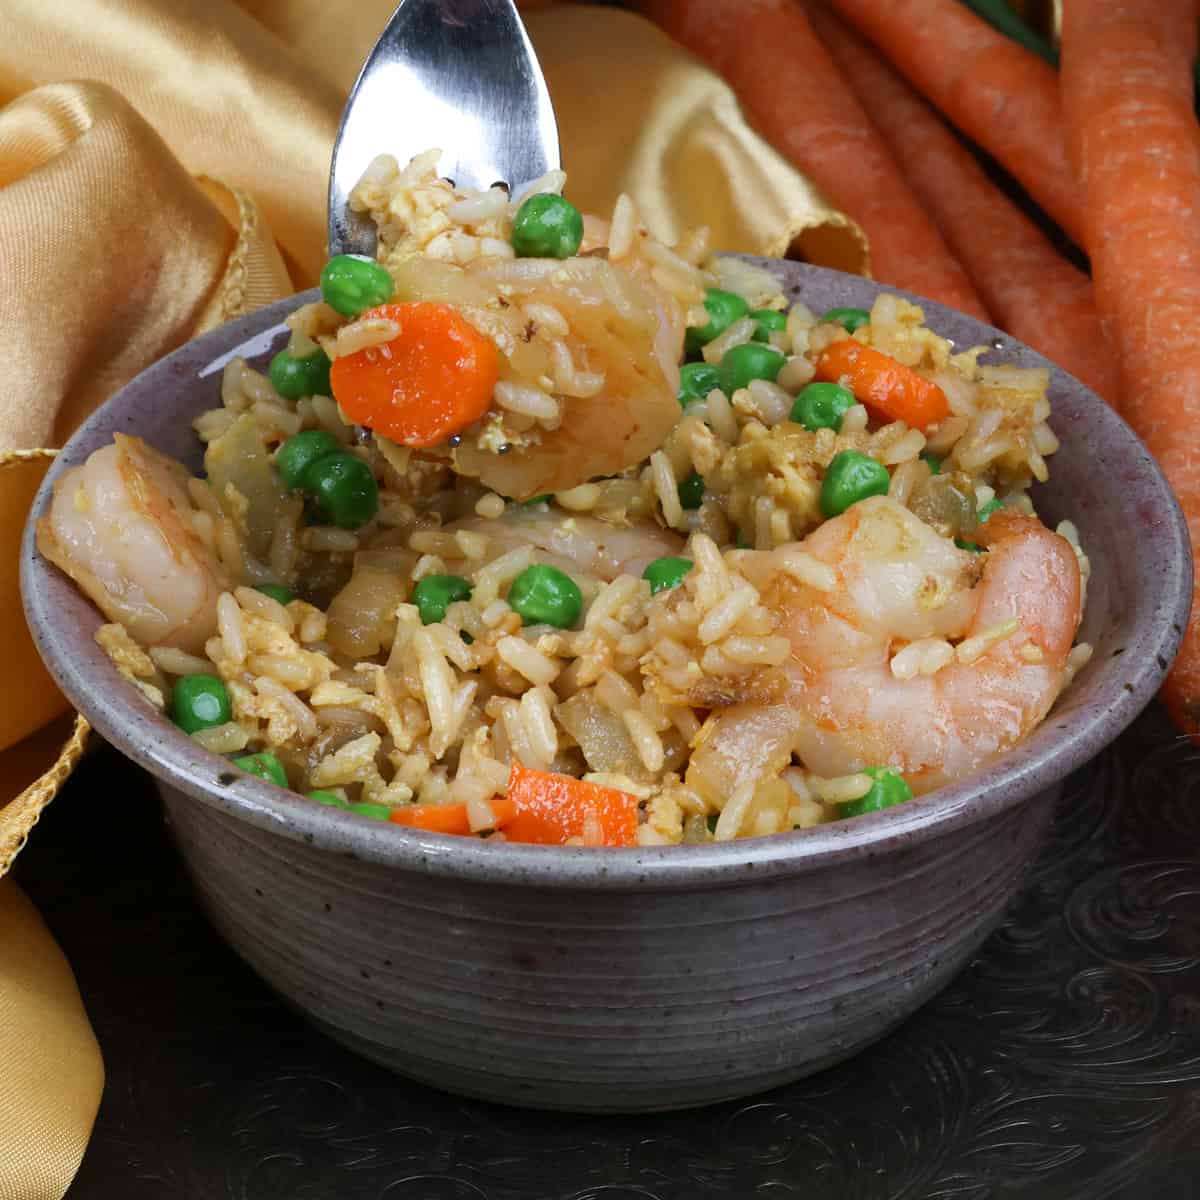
503 761 639 847
389 798 517 835
814 340 949 429
330 302 499 449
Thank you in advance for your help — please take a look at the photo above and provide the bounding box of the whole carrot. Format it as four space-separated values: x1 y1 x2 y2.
634 0 990 319
809 7 1119 407
1061 0 1200 737
826 0 1083 247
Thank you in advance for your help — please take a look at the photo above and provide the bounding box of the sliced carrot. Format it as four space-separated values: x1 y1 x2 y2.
807 7 1120 409
814 340 949 429
503 762 639 847
330 302 499 449
1060 1 1200 738
826 0 1082 247
389 798 517 836
634 1 990 318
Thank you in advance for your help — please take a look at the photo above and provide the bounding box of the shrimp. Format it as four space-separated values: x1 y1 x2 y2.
686 496 1081 801
37 434 231 654
449 507 684 582
386 253 682 499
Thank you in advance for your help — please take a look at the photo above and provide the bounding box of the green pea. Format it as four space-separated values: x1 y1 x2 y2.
642 556 694 595
750 309 787 343
718 342 786 395
347 801 391 821
819 450 890 517
508 564 583 628
678 362 722 408
677 471 705 510
319 254 395 317
254 583 295 606
920 451 943 475
821 306 871 333
510 194 584 259
978 498 1003 522
955 538 983 553
685 288 750 354
233 751 289 789
522 494 553 508
413 574 473 625
172 674 231 735
840 767 913 819
303 451 379 529
309 790 347 807
268 346 332 400
275 430 340 491
790 382 856 432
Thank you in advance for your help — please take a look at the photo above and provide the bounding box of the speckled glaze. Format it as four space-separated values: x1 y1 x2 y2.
22 262 1192 1113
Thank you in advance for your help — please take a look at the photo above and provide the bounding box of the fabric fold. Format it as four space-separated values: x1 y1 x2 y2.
0 878 104 1200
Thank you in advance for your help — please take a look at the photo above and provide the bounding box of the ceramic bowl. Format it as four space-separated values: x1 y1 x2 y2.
22 260 1192 1113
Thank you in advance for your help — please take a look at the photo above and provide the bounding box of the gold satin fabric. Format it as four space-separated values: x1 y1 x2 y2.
0 877 105 1200
0 4 865 1195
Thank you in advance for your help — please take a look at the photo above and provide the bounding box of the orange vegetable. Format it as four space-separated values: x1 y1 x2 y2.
814 340 949 429
634 1 990 318
389 798 517 836
826 0 1082 247
808 7 1120 409
330 302 499 449
1060 0 1200 738
503 762 639 847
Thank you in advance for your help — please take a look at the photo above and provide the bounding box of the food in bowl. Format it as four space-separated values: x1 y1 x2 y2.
36 151 1093 847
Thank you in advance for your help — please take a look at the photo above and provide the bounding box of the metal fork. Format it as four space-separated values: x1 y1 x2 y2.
327 0 561 258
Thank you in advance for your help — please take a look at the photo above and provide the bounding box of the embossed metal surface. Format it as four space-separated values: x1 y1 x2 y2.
16 702 1200 1198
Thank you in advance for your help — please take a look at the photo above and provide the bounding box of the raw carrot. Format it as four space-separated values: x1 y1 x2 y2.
329 302 499 448
826 0 1083 247
808 7 1120 407
389 799 517 835
504 762 639 847
633 0 990 318
814 339 949 429
1061 1 1200 738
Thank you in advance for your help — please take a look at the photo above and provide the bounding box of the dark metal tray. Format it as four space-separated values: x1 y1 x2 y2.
15 703 1200 1199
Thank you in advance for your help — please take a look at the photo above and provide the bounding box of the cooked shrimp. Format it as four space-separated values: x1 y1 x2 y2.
387 254 682 499
37 434 231 654
450 507 684 582
686 496 1081 801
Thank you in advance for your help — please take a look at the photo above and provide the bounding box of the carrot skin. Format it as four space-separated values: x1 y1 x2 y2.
814 339 949 429
633 0 990 319
808 7 1119 408
1061 1 1200 737
826 0 1083 247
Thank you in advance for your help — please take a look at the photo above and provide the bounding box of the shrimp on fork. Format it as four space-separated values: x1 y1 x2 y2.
686 496 1082 803
37 434 231 654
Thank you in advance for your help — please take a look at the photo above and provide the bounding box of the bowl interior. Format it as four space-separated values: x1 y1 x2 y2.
20 261 1193 888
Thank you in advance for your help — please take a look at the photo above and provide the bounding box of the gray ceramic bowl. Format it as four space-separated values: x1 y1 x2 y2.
22 260 1192 1113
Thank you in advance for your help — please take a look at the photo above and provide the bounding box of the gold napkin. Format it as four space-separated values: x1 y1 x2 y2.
0 4 865 1195
0 878 104 1200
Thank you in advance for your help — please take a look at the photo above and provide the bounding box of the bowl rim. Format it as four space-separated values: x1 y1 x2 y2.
21 263 1194 890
